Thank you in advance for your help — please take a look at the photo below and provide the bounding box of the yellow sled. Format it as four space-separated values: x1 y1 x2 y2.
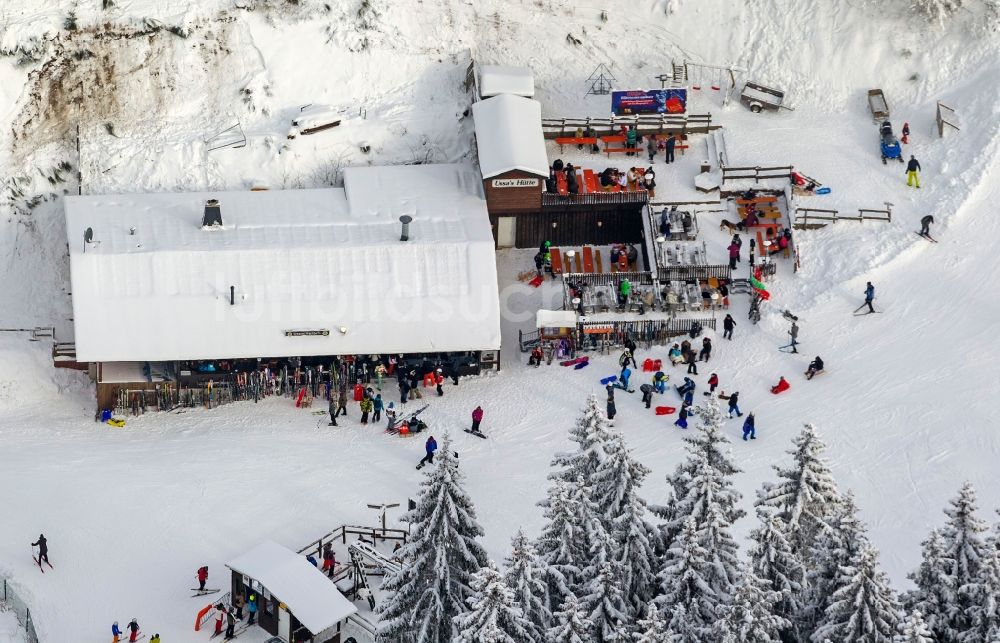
107 418 126 428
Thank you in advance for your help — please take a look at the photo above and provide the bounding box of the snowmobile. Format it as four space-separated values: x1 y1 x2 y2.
879 121 903 165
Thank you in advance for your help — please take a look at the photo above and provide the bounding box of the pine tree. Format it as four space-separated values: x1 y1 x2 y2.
534 478 586 614
748 509 806 635
894 610 934 643
806 491 872 632
579 560 630 641
454 561 535 643
655 516 719 640
591 432 658 613
903 528 954 638
961 539 1000 643
632 604 668 643
376 435 488 643
503 530 550 639
811 544 901 643
550 394 613 484
755 424 841 559
652 403 743 551
548 594 592 643
685 457 744 602
938 482 990 640
713 571 790 643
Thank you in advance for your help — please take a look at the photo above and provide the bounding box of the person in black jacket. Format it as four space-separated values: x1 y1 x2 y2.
806 356 825 380
32 534 48 567
723 314 736 340
906 155 921 188
640 383 654 409
919 215 934 236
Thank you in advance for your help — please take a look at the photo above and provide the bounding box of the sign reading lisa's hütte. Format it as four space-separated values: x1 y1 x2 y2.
491 178 540 188
284 329 330 337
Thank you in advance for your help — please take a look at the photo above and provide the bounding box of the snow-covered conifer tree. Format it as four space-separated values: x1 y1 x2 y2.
579 560 630 641
376 435 488 643
811 544 900 643
903 528 953 638
591 431 658 613
962 538 1000 643
653 402 744 553
748 509 806 635
805 491 871 631
548 594 592 643
895 609 934 643
913 0 963 26
550 394 613 484
632 604 668 643
534 478 586 613
503 530 550 639
937 482 990 639
713 571 790 643
755 424 841 558
655 516 718 639
454 560 535 643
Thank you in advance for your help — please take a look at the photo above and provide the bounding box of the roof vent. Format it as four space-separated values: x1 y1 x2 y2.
399 215 413 242
202 199 222 228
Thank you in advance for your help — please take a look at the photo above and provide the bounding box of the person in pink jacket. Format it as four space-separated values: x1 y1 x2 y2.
471 406 484 434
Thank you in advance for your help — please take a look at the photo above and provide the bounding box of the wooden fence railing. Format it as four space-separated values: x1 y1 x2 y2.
575 317 717 351
657 264 733 282
542 191 649 208
793 206 892 229
721 165 794 184
541 113 716 139
562 271 657 287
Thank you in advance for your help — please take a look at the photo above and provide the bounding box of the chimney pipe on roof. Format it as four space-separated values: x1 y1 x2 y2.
230 285 235 306
399 215 413 242
202 199 222 228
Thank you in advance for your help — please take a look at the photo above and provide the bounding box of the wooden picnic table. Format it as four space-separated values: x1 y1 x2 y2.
554 137 598 152
736 195 778 205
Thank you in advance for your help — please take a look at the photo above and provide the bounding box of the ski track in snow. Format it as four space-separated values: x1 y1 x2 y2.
0 0 998 640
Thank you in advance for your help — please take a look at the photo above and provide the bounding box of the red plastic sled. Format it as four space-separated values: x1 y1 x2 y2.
529 275 544 288
655 406 676 415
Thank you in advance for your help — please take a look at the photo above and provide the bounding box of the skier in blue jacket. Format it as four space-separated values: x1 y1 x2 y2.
373 394 384 423
863 282 875 313
418 436 438 468
615 367 632 391
742 413 756 440
112 622 122 642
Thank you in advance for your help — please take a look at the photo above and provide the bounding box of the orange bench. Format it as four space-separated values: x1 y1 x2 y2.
736 196 778 205
554 137 598 152
550 248 564 275
583 169 599 193
582 246 595 273
555 171 568 195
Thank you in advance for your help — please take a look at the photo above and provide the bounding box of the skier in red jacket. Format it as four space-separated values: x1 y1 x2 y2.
471 406 484 434
197 566 208 591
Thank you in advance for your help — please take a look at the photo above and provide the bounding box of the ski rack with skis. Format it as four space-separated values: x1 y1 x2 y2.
347 541 402 609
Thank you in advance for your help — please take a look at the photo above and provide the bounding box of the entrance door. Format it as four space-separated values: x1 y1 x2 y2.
497 216 516 248
278 604 291 640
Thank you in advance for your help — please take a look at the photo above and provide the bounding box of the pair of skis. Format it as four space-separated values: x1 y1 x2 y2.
915 231 938 243
32 555 53 573
192 587 222 597
463 428 487 439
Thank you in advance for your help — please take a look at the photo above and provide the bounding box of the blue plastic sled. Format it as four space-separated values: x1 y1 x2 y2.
815 186 831 195
600 376 618 385
574 361 589 370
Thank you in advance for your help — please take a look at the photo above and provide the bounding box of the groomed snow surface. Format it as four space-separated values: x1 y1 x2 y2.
0 0 999 641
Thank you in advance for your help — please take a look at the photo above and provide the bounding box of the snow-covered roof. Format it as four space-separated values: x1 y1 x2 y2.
472 94 549 179
65 163 501 362
478 65 535 98
227 540 356 635
536 309 577 329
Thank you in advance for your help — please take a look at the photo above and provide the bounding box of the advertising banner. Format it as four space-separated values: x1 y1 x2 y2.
611 89 687 115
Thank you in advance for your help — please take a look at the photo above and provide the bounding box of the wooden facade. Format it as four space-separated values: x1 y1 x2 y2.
481 169 544 213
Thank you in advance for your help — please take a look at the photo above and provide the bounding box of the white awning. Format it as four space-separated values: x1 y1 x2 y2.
536 309 577 329
227 540 357 635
